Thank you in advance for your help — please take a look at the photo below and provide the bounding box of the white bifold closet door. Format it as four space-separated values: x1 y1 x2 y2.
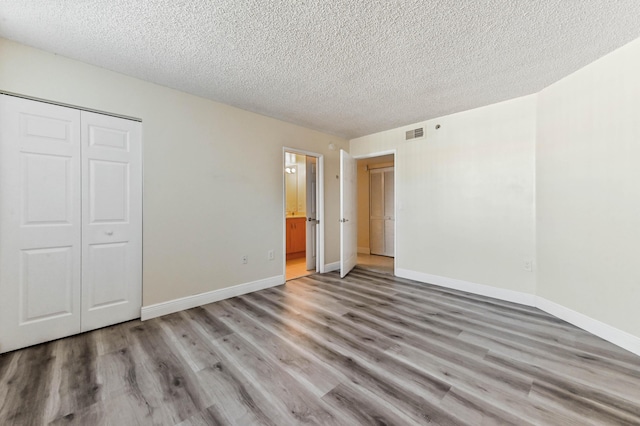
0 96 82 353
0 95 142 354
81 110 142 332
369 167 394 257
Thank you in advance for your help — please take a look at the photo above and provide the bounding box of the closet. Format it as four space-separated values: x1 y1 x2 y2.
0 95 142 354
369 167 394 257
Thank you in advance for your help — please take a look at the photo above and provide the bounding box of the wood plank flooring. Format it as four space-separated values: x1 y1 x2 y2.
1 267 640 425
356 254 394 275
285 257 313 281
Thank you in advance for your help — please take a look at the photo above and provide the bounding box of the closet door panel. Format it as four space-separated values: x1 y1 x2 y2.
81 111 142 332
87 242 128 308
20 247 74 321
383 169 395 257
384 219 395 257
89 160 129 223
370 219 384 256
384 170 394 219
0 95 82 354
369 170 383 255
370 171 384 218
23 153 72 224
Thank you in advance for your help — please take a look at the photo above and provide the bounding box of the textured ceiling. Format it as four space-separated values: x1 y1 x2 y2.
2 1 640 139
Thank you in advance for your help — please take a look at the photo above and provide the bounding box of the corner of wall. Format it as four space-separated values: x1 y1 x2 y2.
536 297 640 356
395 268 537 307
396 267 640 357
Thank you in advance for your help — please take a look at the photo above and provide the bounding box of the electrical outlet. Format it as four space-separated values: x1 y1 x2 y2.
242 255 248 264
268 250 274 260
523 259 532 272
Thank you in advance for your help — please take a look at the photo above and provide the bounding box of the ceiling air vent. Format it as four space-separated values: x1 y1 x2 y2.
405 127 424 140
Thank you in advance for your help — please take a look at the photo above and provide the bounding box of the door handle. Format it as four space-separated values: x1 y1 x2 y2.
105 230 114 236
340 218 349 223
307 218 319 224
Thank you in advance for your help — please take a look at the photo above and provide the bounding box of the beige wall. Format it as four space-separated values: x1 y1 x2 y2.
351 36 640 344
351 95 537 295
0 38 347 306
356 156 394 253
537 38 640 337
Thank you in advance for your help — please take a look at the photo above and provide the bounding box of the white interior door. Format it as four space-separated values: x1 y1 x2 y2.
340 149 357 278
305 156 317 271
0 95 82 354
81 111 142 332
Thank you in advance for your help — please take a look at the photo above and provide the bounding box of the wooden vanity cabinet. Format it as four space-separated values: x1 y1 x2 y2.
286 217 306 259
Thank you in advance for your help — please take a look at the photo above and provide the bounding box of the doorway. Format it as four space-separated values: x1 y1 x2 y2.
355 154 395 275
283 149 323 281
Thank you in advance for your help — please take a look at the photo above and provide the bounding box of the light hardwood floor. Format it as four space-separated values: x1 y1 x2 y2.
286 257 313 281
1 267 639 425
357 253 394 275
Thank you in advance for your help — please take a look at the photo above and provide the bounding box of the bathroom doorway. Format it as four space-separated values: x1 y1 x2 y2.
283 149 324 281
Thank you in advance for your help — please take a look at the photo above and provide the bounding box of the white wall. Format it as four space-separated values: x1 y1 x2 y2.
537 38 640 338
0 38 346 306
351 95 537 296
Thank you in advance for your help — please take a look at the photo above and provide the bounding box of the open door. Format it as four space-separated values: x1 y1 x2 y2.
305 156 318 271
340 149 357 278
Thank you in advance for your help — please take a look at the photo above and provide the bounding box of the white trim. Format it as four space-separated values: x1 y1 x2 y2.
317 155 325 273
395 268 537 306
141 275 284 321
0 90 142 122
395 267 640 357
352 149 396 160
536 297 640 357
324 261 340 272
357 246 370 254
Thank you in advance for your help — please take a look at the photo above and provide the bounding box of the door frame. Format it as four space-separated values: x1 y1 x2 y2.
282 147 325 276
353 149 397 277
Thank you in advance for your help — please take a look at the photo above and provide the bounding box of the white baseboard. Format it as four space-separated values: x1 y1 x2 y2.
357 247 370 254
324 261 340 272
395 267 640 357
141 275 285 321
395 268 537 307
536 297 640 357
